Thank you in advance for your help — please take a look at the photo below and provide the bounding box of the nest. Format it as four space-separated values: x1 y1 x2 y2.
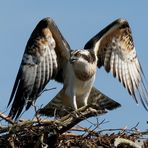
0 105 147 148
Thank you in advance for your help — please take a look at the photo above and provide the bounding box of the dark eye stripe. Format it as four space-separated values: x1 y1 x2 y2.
82 54 90 62
71 50 96 63
81 51 96 63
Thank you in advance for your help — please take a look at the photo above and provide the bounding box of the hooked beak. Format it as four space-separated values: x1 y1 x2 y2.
69 57 78 64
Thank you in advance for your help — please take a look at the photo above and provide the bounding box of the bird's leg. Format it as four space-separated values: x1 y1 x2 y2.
76 93 90 108
81 90 92 107
67 92 78 110
65 85 78 110
66 91 79 117
72 95 78 110
83 97 88 106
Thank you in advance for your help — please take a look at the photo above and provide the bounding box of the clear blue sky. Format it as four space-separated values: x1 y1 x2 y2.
0 1 148 131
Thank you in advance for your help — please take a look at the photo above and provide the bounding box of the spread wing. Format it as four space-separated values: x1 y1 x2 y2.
8 17 70 119
84 18 148 110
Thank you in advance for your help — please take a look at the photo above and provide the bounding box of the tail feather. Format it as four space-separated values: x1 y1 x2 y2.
88 87 121 110
37 89 72 117
37 87 121 117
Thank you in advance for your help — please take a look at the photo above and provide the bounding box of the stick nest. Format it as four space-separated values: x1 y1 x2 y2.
0 105 147 148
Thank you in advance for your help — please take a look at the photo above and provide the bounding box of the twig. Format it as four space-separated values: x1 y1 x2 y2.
130 130 148 138
131 122 140 130
55 105 107 134
38 87 56 97
98 128 124 133
0 112 14 124
62 133 79 137
0 106 147 147
0 126 9 134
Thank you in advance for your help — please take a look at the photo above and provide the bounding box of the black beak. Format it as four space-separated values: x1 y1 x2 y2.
69 57 78 64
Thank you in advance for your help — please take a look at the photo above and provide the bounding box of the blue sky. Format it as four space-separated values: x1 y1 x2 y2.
0 1 148 131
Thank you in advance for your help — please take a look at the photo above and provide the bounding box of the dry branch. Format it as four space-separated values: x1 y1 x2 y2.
0 104 107 147
0 104 147 147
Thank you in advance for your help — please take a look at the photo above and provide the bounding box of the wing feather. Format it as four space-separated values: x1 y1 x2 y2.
104 47 112 72
110 51 116 77
7 68 21 107
122 61 128 90
40 57 46 91
45 53 50 81
84 18 148 110
118 58 123 83
125 63 134 95
128 63 137 91
115 53 120 80
48 47 53 79
8 17 70 119
26 62 42 110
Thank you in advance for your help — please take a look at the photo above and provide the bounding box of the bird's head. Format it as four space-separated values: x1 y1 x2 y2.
69 49 97 80
70 49 97 65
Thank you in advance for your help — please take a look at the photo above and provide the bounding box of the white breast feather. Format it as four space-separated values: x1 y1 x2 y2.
64 62 96 109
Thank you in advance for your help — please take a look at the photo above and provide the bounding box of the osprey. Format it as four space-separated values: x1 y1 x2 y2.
8 17 148 119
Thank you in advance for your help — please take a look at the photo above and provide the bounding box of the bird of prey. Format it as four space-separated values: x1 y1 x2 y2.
8 17 148 119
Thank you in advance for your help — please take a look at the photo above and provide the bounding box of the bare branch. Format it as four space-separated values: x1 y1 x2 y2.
0 104 147 147
0 112 14 124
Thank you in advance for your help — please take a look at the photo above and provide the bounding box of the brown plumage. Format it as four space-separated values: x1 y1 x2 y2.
85 18 148 109
7 18 70 119
8 17 148 120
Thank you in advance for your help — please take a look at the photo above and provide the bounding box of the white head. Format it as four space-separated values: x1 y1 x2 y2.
69 49 97 80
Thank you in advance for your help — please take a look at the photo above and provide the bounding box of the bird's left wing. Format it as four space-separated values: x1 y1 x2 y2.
8 17 70 119
84 18 148 110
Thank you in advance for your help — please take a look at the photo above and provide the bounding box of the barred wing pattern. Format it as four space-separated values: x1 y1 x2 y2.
8 18 70 119
85 19 148 110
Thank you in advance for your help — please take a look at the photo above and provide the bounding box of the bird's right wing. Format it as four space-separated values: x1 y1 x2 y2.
8 17 70 119
84 18 148 111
